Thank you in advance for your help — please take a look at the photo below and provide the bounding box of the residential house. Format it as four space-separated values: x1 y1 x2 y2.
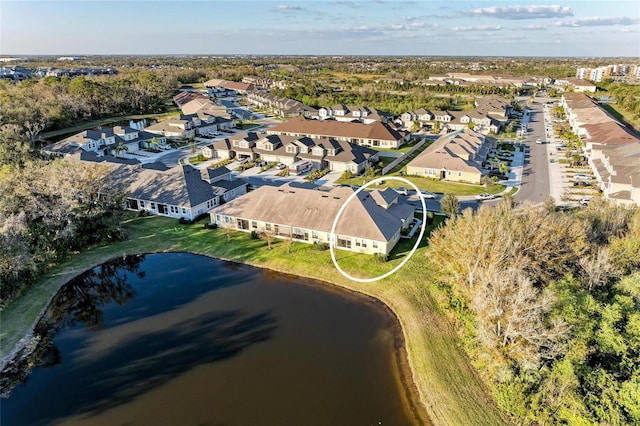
560 93 640 150
267 116 409 149
210 184 414 255
120 164 248 220
204 79 255 96
173 91 208 107
317 105 392 124
406 128 491 184
202 132 379 175
589 142 640 206
145 117 196 139
246 92 318 118
43 126 167 157
180 98 232 119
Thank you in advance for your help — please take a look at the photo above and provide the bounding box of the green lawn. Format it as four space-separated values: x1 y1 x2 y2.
336 173 505 196
601 104 640 134
0 213 508 426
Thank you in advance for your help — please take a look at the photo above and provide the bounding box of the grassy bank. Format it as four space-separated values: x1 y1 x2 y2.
0 214 508 426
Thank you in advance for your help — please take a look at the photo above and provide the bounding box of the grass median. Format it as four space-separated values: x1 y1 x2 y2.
0 213 508 426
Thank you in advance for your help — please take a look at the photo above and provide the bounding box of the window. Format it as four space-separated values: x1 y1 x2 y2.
458 172 462 177
150 202 156 209
252 221 258 229
337 237 352 249
215 214 221 222
373 242 378 249
182 208 187 214
140 201 145 207
224 215 231 223
312 231 318 240
274 225 279 235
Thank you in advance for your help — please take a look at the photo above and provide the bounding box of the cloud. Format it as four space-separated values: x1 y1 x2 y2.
351 24 408 32
554 16 640 27
525 24 547 30
469 5 573 20
402 16 417 21
275 4 303 12
452 25 503 32
408 21 427 28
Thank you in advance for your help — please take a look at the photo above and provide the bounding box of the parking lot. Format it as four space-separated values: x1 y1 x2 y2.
543 102 600 206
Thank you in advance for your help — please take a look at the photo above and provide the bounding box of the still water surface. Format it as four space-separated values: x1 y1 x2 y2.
2 253 417 425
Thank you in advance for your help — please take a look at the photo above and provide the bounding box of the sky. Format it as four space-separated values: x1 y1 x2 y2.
1 0 639 57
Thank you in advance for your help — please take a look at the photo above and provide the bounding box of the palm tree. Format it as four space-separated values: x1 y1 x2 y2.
113 140 127 158
150 137 160 151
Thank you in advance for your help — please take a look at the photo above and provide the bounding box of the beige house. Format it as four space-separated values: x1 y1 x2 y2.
406 128 491 184
210 184 414 255
590 142 640 206
267 116 409 149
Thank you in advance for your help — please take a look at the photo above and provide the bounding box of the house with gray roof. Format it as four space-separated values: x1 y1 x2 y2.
43 126 167 157
210 183 414 255
118 164 248 220
202 131 379 175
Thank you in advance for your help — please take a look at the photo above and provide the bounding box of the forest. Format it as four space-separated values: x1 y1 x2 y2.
429 199 640 424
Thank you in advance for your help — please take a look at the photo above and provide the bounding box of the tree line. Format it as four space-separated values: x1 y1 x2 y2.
428 199 640 424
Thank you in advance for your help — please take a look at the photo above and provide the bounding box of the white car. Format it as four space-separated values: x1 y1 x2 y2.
395 187 409 196
417 190 437 199
475 193 495 200
536 138 543 144
574 174 591 181
275 163 286 170
580 198 590 206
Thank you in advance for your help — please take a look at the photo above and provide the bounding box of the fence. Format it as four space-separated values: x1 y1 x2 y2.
381 138 429 175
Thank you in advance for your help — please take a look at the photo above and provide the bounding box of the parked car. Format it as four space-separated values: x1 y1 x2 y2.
580 198 590 206
395 187 409 196
417 190 437 199
573 174 591 181
476 193 495 200
536 138 543 144
275 163 286 170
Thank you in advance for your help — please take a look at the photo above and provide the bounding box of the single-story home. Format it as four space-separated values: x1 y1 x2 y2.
210 184 414 255
117 164 248 220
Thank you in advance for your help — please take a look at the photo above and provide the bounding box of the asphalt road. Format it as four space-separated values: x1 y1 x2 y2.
513 99 552 205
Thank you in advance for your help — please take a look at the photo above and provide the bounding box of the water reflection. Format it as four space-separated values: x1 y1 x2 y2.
2 253 416 426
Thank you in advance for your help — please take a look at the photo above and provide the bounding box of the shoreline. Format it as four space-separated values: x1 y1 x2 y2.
0 216 508 425
0 250 431 425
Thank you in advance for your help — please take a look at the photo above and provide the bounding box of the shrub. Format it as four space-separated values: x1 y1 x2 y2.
178 217 194 225
204 222 218 230
138 209 149 217
250 230 260 239
210 158 232 169
341 170 354 179
311 241 328 251
373 253 388 263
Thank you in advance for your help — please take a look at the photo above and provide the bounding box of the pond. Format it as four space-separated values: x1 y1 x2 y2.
1 253 422 425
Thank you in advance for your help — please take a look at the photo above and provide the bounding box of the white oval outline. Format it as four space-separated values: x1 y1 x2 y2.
329 176 427 283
